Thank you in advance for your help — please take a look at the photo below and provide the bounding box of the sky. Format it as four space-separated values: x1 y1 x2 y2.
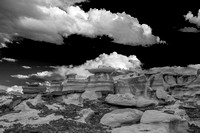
0 0 200 69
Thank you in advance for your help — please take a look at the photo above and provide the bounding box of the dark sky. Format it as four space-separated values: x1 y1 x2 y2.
1 1 200 69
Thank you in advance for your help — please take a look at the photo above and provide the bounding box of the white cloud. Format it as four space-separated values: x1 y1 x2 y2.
11 52 141 80
53 52 141 77
22 66 32 69
2 58 17 62
179 27 200 33
0 0 162 46
185 10 200 27
6 85 23 94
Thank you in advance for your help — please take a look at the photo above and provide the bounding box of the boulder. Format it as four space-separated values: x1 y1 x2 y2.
100 108 143 127
141 110 184 123
105 94 157 107
111 124 168 133
105 93 137 106
141 110 188 133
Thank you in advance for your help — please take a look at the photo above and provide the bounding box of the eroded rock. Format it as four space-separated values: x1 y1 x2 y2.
105 94 157 107
100 108 143 127
141 110 188 133
81 90 102 100
111 124 168 133
61 93 83 106
75 108 94 123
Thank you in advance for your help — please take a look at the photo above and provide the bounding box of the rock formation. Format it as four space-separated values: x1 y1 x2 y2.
0 66 200 132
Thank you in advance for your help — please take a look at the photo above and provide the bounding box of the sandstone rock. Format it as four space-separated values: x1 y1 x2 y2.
156 87 175 102
100 108 143 127
126 75 147 97
141 110 184 123
136 97 158 107
105 94 137 106
197 100 200 106
141 110 188 133
0 95 13 107
81 90 102 100
22 86 47 94
45 103 65 110
62 80 87 92
169 85 200 99
26 94 44 106
9 99 22 109
86 75 114 92
111 124 168 133
114 80 132 94
148 73 164 91
75 108 94 123
105 94 157 107
156 87 169 100
61 93 83 106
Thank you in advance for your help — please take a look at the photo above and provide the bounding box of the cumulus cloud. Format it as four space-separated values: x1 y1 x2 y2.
0 0 162 46
185 10 200 27
12 52 141 80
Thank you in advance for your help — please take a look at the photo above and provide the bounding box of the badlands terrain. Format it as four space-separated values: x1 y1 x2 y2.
0 66 200 133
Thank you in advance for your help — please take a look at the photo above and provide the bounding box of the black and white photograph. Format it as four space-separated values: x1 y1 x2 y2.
0 0 200 132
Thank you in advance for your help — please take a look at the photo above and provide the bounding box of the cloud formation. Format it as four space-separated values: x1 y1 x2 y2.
12 52 141 80
185 10 200 27
0 0 162 46
1 57 17 62
179 27 200 33
22 66 32 69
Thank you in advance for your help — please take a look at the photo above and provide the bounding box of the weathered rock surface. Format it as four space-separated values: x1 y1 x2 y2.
75 108 94 123
1 66 200 132
141 110 184 123
81 90 102 100
111 124 168 133
100 108 143 127
60 93 83 106
105 94 157 107
141 110 188 133
105 93 137 106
